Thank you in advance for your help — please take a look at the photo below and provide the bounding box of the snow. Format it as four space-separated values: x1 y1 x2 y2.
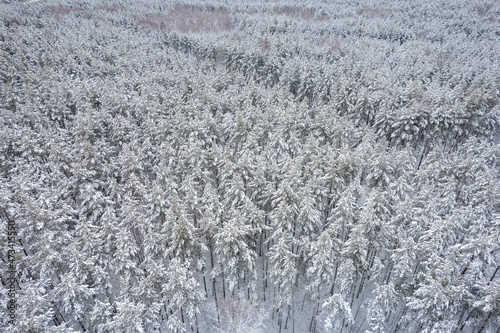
0 0 499 332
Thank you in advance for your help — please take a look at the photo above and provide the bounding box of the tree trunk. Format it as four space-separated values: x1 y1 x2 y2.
489 265 499 283
330 261 339 296
221 267 226 299
477 312 492 333
203 275 208 297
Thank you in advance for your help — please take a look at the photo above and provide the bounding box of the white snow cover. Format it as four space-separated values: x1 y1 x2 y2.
0 0 499 332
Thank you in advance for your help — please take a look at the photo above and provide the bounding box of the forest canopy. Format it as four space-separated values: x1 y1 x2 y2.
0 0 499 332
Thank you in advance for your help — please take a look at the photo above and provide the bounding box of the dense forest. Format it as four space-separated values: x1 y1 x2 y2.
0 0 499 332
